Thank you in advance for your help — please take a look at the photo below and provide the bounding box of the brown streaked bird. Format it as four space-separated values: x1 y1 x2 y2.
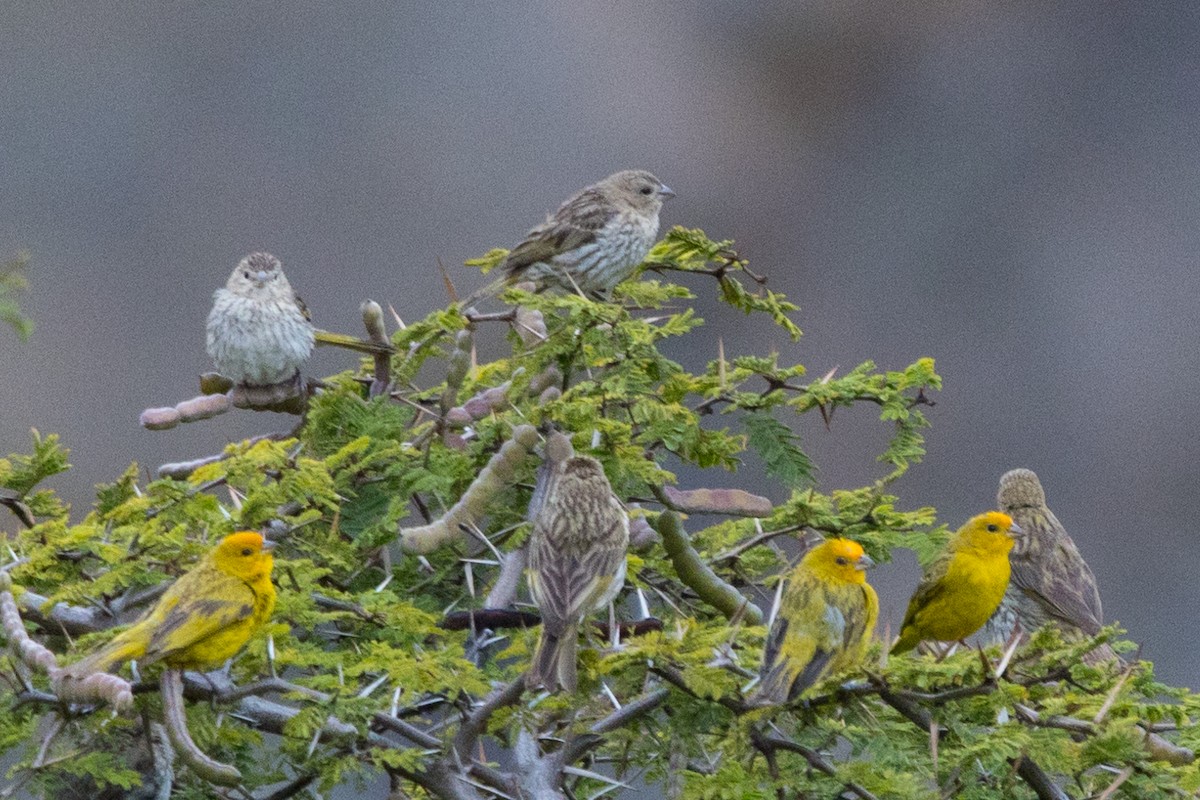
207 252 314 387
206 252 391 388
982 469 1114 660
525 437 629 693
465 169 674 304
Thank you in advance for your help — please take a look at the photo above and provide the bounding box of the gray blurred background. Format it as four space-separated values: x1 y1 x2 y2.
1 2 1198 689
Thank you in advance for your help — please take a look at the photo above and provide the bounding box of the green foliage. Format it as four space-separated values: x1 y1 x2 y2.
0 227 1193 799
0 250 33 340
742 410 814 488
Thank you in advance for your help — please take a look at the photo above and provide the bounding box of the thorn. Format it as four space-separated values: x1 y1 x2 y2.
438 257 458 302
1093 661 1137 725
609 601 619 649
930 719 939 775
636 588 651 621
717 337 726 389
995 632 1021 679
357 673 389 699
305 722 323 759
765 576 785 630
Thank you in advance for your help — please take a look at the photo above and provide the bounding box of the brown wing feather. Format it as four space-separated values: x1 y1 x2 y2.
1011 535 1103 634
502 190 616 278
293 292 312 322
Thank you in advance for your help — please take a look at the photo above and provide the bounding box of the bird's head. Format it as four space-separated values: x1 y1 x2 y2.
226 252 288 294
803 537 875 584
958 511 1022 554
602 169 675 215
212 531 276 581
997 468 1047 510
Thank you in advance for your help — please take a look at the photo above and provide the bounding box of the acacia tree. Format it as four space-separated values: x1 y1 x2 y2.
0 229 1196 799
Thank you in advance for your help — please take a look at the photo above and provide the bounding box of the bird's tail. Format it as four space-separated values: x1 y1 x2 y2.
313 329 394 355
59 629 144 681
527 623 578 693
747 667 789 708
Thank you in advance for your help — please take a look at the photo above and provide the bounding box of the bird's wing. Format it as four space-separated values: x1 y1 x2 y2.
900 552 953 632
1011 534 1104 634
140 570 260 664
293 291 313 322
503 189 617 277
528 517 626 637
838 583 875 654
759 568 841 700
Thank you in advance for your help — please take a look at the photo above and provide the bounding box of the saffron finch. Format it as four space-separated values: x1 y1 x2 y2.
465 169 674 304
891 512 1020 655
526 439 629 693
63 532 277 677
982 469 1113 659
752 538 878 705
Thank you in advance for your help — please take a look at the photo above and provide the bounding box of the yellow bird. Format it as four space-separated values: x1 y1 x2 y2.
63 531 277 677
753 538 879 705
891 512 1020 655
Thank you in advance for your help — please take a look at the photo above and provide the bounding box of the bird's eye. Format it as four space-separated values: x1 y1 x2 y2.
241 547 253 556
986 524 997 532
640 186 653 195
243 271 251 280
836 556 848 565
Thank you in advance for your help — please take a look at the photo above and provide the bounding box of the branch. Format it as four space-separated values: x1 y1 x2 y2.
655 511 762 624
484 547 526 609
559 687 671 765
360 300 392 397
656 486 773 518
872 677 1072 800
161 668 241 786
750 729 880 800
1012 756 1071 800
0 489 36 529
399 424 540 554
156 432 291 479
438 608 662 637
453 677 525 761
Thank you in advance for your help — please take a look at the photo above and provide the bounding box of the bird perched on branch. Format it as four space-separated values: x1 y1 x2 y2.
206 252 391 389
752 538 878 706
891 512 1020 655
464 169 674 305
982 469 1113 660
526 435 629 693
61 532 277 678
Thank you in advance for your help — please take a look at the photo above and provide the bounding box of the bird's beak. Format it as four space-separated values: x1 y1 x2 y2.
1007 522 1024 537
261 539 277 552
657 184 676 201
255 270 270 284
856 554 875 571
